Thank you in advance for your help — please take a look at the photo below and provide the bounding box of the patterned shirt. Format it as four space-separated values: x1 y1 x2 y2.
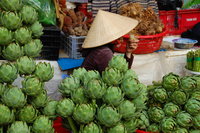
87 0 159 17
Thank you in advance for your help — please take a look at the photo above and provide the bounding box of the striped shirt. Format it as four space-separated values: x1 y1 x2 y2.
87 0 159 17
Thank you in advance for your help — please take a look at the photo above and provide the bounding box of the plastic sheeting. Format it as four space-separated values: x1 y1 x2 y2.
13 60 63 101
130 49 194 85
9 49 194 100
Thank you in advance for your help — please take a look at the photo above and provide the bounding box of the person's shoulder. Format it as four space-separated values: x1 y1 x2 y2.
91 46 113 55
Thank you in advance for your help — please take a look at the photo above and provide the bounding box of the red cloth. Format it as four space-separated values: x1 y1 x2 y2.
81 46 134 73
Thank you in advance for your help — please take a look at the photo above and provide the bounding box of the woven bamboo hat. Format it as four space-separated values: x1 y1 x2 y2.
82 10 138 48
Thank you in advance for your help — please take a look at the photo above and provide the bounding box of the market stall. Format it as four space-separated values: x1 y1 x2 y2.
0 0 200 133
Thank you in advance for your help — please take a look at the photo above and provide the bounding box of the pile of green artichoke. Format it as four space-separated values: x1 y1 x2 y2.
146 73 200 133
59 55 149 133
0 0 56 132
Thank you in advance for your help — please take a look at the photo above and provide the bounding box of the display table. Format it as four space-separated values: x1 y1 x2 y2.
8 48 194 100
131 49 193 85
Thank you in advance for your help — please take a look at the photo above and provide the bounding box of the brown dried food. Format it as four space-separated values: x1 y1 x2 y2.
119 3 164 36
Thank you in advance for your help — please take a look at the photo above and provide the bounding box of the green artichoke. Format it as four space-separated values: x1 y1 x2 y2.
164 102 180 117
16 56 36 75
123 119 138 133
148 107 165 123
193 114 200 129
118 100 136 120
2 86 26 108
1 11 22 30
102 67 123 86
20 5 38 24
108 55 128 73
190 130 200 133
84 79 107 99
56 98 75 117
7 121 30 133
0 63 18 83
180 76 197 92
82 70 100 86
79 122 103 133
191 91 200 101
32 116 54 133
0 0 22 11
123 69 138 80
0 83 6 96
43 100 58 119
71 87 88 104
23 39 43 57
22 76 44 96
14 27 32 45
171 90 188 105
107 123 127 133
31 90 48 108
153 87 168 103
17 105 38 123
103 86 124 106
72 67 87 81
191 76 200 89
174 128 188 133
160 117 177 133
132 87 148 112
137 111 150 130
121 77 140 99
0 27 12 45
30 21 43 38
147 123 160 132
185 99 200 116
176 111 193 128
0 104 14 125
2 43 23 61
73 104 96 124
97 105 121 127
34 62 54 82
162 73 180 91
59 76 80 96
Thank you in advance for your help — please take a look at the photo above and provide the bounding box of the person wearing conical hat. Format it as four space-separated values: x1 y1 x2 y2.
81 10 139 73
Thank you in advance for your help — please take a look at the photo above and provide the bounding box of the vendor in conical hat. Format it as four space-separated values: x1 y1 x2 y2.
81 10 139 73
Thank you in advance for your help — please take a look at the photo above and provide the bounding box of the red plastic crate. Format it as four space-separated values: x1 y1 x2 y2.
159 8 200 35
53 117 71 133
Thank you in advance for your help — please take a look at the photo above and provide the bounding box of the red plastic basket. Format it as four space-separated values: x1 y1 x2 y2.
136 129 152 133
114 29 167 54
53 117 71 133
159 8 200 35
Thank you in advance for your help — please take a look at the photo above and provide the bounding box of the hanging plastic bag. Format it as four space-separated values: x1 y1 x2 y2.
182 0 200 9
23 0 56 25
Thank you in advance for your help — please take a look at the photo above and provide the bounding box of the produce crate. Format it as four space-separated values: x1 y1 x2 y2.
39 26 61 60
64 35 85 59
159 8 200 35
68 0 88 3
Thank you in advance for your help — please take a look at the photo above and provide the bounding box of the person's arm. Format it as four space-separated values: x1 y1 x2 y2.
125 37 139 69
124 53 134 69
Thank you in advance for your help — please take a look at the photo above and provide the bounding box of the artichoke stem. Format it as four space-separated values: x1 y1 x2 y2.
67 117 78 133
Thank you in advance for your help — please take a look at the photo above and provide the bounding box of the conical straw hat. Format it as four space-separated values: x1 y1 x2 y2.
82 10 138 48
